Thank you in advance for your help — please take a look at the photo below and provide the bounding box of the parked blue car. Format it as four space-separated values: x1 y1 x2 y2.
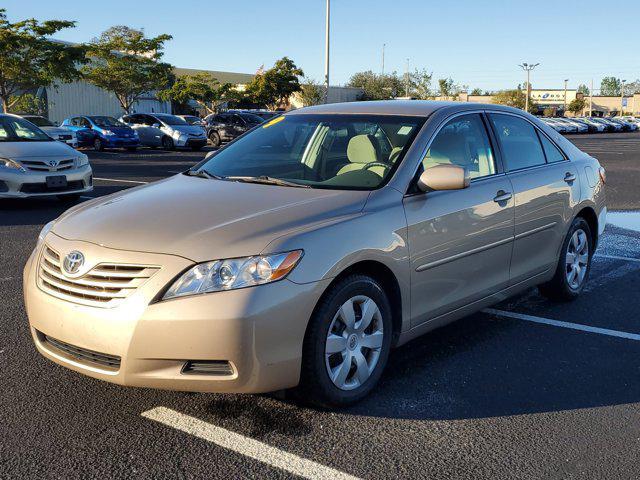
61 115 140 151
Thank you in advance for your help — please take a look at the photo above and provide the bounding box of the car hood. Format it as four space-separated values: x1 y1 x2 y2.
0 140 78 159
52 174 369 262
169 125 206 135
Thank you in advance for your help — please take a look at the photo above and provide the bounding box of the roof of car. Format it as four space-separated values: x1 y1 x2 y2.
285 100 521 117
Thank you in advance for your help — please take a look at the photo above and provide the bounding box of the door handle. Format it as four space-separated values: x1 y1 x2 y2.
493 190 512 203
564 172 577 183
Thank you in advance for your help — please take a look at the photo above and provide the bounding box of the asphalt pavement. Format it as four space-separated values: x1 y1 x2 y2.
1 134 640 479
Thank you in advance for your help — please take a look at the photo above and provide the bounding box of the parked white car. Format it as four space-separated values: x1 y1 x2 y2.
0 114 92 200
119 113 207 150
21 115 78 148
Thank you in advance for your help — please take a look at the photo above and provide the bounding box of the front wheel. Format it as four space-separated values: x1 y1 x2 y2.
161 136 175 150
538 217 593 301
208 131 221 148
298 275 393 408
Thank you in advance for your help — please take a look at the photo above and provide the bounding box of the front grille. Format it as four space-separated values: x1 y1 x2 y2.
38 331 121 371
20 180 84 194
181 360 234 376
21 158 75 172
37 245 160 308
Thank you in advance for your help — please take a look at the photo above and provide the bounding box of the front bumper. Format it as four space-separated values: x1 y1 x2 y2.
0 165 92 198
24 234 328 393
176 136 207 148
103 137 140 148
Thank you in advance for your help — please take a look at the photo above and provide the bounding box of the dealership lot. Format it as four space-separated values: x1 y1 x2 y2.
2 134 640 479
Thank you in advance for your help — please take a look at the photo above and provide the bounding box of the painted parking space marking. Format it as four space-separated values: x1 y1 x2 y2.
484 308 640 341
93 177 149 185
142 407 360 480
595 254 640 263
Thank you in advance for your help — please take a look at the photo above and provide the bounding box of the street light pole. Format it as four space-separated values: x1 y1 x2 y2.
621 79 626 115
519 62 539 112
563 79 569 115
324 0 330 104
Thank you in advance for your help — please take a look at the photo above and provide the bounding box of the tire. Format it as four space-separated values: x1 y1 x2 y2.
161 136 175 150
126 147 138 152
297 274 393 408
57 193 81 203
208 131 221 148
93 138 103 151
538 217 593 301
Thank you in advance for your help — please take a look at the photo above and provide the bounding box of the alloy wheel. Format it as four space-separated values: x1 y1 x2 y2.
324 295 384 391
566 228 589 290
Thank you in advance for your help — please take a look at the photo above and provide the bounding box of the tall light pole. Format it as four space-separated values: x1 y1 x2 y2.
519 62 539 112
324 0 330 104
621 79 626 115
381 43 385 76
563 78 569 115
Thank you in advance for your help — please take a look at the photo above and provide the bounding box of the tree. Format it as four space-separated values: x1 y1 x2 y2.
600 77 621 96
159 73 233 115
566 97 586 116
470 88 483 96
347 70 404 100
0 9 86 113
492 88 538 113
623 79 640 95
577 84 590 96
83 26 173 113
299 77 324 107
8 93 47 115
243 57 303 110
408 68 433 99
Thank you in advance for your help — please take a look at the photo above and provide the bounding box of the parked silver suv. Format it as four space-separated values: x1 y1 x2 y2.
0 114 92 200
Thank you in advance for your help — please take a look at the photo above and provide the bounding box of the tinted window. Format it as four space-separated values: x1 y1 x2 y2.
154 114 187 125
538 133 565 163
422 114 496 179
0 116 52 142
489 114 546 171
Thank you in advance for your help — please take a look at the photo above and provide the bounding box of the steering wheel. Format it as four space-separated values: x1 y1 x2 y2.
362 162 390 172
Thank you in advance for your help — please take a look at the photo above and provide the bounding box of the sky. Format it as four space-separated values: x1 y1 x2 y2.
3 0 638 92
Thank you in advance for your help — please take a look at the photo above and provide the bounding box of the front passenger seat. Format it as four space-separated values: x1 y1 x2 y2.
337 134 387 177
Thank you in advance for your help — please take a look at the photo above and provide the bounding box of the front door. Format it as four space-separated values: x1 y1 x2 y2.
487 113 582 284
403 113 515 327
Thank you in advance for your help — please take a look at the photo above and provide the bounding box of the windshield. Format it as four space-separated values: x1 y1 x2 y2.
239 113 264 124
24 116 56 127
0 116 52 142
155 114 187 126
90 116 125 128
195 114 425 190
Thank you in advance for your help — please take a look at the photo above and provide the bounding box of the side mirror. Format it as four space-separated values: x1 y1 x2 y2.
417 164 470 192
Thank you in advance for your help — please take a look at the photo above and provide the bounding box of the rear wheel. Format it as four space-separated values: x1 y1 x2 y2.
298 275 392 407
208 131 221 148
539 217 593 301
161 136 175 150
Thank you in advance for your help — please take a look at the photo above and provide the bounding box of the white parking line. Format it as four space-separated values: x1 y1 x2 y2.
595 253 640 263
142 407 360 480
93 177 149 185
484 308 640 341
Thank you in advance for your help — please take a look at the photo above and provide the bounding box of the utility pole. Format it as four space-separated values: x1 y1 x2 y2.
405 58 410 97
381 43 385 76
519 62 539 112
621 79 626 115
589 78 593 116
324 0 330 104
563 79 569 115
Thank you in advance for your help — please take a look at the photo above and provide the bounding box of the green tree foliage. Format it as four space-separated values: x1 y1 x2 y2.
492 88 538 113
347 70 405 100
243 57 303 110
577 84 590 96
0 9 86 113
159 73 233 115
600 77 621 96
299 77 324 107
83 26 173 113
9 93 47 115
567 97 586 116
408 68 433 99
470 88 483 96
623 79 640 95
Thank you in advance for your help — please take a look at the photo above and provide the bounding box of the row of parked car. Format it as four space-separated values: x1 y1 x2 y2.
540 116 640 134
19 109 281 152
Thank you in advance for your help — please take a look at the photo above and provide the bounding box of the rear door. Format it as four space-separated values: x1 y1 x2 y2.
487 112 581 284
403 112 515 326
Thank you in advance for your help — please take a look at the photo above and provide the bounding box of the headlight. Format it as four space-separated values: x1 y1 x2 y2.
38 220 55 245
0 157 25 171
162 250 303 300
103 130 115 136
75 153 89 167
132 131 139 138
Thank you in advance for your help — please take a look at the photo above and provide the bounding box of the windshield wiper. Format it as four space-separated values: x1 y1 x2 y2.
184 169 226 180
226 175 310 188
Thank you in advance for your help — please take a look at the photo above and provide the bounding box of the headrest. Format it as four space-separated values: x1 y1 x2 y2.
347 134 379 164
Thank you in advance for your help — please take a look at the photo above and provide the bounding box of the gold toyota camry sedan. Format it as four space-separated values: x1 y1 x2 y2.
24 101 607 407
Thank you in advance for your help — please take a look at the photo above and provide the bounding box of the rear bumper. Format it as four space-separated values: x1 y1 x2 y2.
0 165 92 198
23 235 328 393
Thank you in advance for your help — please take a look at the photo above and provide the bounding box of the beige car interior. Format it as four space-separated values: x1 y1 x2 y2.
336 134 390 178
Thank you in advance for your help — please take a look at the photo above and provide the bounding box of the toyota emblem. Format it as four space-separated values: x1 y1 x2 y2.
63 251 85 275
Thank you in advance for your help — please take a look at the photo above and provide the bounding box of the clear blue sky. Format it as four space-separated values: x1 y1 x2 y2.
4 0 638 92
